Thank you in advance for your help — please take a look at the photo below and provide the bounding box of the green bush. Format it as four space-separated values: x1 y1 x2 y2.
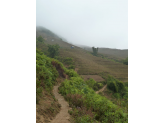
63 57 74 65
107 81 118 93
124 82 128 87
37 36 45 43
59 76 128 123
75 115 96 123
68 64 75 70
85 78 96 89
107 75 127 98
36 49 59 103
48 44 60 58
113 93 120 99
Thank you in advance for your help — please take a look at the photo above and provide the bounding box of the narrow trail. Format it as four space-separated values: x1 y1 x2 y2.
51 84 71 123
96 84 107 94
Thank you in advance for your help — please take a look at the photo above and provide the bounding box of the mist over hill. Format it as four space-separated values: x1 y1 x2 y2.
36 26 128 58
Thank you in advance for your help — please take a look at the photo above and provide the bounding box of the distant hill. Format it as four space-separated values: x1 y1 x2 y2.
36 26 128 59
76 44 128 59
36 26 60 38
36 26 77 48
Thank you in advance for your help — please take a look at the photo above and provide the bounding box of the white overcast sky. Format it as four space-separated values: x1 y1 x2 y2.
36 0 128 49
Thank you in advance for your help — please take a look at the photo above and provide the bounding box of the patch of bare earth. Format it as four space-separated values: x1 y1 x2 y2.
80 75 104 82
50 84 71 123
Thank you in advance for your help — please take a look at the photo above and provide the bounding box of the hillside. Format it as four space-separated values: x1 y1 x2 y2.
36 27 128 123
36 49 128 123
36 26 128 82
36 26 79 49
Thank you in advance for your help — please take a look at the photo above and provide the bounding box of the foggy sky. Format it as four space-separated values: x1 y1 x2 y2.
36 0 128 49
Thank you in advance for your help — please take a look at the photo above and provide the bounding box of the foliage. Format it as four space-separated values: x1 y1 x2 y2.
107 75 127 98
62 57 74 65
85 78 96 89
59 76 128 123
85 78 104 91
48 44 60 58
36 44 128 122
123 57 128 65
37 35 45 43
56 57 75 70
68 64 75 70
92 47 98 56
36 49 59 103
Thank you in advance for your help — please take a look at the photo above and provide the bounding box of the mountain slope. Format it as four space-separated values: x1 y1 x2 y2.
36 26 128 82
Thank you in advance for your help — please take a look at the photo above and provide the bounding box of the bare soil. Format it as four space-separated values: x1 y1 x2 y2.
50 85 71 123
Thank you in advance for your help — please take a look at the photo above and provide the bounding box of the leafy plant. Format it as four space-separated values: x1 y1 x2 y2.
92 47 98 56
48 44 60 58
37 35 45 43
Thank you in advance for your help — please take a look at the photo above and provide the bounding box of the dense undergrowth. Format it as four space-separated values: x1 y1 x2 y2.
36 49 59 103
99 72 128 112
85 78 106 91
56 56 75 70
59 77 128 123
107 75 128 100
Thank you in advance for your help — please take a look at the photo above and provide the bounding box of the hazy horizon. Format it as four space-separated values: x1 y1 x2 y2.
36 0 128 49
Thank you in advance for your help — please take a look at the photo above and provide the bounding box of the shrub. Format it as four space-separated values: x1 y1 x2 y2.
37 36 45 43
59 76 128 123
85 78 96 89
48 44 60 58
107 75 127 98
107 81 118 93
36 49 59 103
68 64 75 70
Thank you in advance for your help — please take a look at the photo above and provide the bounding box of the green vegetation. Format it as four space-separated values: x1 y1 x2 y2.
36 48 59 103
36 28 128 122
59 76 128 123
56 57 75 70
37 35 45 43
85 78 105 91
92 47 98 56
107 75 127 99
104 75 128 112
123 57 128 65
36 36 60 59
48 44 60 58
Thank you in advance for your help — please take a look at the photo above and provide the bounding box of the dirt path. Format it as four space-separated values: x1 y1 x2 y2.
50 85 71 123
96 84 107 94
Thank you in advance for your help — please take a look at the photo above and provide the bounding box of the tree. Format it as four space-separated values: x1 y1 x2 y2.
37 36 45 43
92 47 98 56
48 44 60 58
